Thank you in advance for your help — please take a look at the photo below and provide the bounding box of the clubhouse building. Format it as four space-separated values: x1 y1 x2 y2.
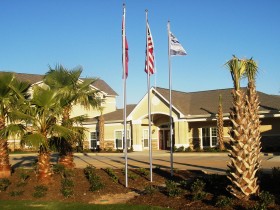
7 72 280 152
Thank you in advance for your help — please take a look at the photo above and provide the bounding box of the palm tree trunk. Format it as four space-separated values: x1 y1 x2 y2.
246 81 261 194
0 140 11 178
0 117 11 178
58 151 75 168
99 114 105 150
217 95 225 150
227 87 261 200
227 89 254 200
37 151 52 182
59 106 75 169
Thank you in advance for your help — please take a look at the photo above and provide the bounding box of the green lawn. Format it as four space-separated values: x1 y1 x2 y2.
0 200 169 210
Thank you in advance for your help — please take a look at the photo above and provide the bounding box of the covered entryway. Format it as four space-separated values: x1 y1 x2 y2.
151 114 174 150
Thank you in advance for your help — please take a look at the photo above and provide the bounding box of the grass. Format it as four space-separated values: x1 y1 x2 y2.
0 200 168 210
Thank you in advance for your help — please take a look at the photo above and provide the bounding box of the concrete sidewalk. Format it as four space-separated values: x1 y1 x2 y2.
9 151 280 174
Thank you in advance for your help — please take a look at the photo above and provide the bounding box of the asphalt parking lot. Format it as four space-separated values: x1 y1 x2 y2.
9 151 280 174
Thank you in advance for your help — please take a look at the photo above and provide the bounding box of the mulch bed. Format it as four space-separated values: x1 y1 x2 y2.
0 167 279 210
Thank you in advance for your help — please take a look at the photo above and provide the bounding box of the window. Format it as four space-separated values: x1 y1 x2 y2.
201 127 217 147
90 132 97 149
115 130 131 149
143 129 149 148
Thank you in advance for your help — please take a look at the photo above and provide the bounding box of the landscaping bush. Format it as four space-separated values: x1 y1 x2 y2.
0 178 11 192
16 171 30 187
215 195 232 208
9 190 24 197
257 191 275 209
84 165 104 191
52 164 65 176
137 168 149 177
32 185 48 198
61 178 74 197
104 167 118 183
143 185 158 195
190 178 207 200
121 168 139 180
165 180 183 197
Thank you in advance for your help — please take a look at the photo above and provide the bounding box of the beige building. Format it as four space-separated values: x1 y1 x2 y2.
6 72 280 152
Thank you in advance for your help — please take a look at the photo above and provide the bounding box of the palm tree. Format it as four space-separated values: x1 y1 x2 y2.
0 72 30 178
44 65 101 168
22 86 73 182
217 94 225 151
226 56 260 200
98 107 105 150
244 58 261 195
226 56 251 200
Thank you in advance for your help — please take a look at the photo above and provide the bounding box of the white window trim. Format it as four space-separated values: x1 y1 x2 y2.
89 131 98 149
143 129 149 149
114 129 131 149
200 127 218 148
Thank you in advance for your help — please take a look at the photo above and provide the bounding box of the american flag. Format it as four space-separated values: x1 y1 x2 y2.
145 22 155 75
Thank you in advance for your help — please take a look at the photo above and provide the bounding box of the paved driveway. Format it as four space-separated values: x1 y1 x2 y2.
9 151 280 174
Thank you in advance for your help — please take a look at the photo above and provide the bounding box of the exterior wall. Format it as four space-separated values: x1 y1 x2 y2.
71 95 117 118
259 117 280 151
188 120 231 149
130 93 179 121
174 120 189 148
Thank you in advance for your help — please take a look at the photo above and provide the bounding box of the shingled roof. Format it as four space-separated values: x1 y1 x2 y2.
0 71 118 96
102 104 137 121
155 87 280 117
91 79 118 96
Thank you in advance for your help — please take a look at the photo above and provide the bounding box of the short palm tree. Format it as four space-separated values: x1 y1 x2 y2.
217 94 225 150
226 56 260 200
0 72 30 178
44 65 101 168
22 86 73 182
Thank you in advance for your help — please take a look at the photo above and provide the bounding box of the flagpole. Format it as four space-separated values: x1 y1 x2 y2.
146 9 153 183
122 3 128 188
167 21 174 177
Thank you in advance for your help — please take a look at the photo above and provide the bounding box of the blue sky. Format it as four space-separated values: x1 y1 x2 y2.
0 0 279 108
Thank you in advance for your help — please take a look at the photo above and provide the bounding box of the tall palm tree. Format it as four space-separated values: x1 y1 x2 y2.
244 58 261 195
217 94 225 151
44 65 101 168
22 86 73 182
0 72 30 178
226 56 251 200
226 56 260 200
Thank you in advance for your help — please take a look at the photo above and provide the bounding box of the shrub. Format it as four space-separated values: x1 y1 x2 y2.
143 185 158 195
104 168 118 183
179 180 189 189
121 168 139 180
190 179 205 193
84 165 104 191
16 171 30 187
0 178 11 191
137 168 149 177
175 146 185 152
190 179 207 200
165 180 183 197
52 164 65 176
215 195 232 207
259 191 275 208
32 185 48 198
10 190 24 197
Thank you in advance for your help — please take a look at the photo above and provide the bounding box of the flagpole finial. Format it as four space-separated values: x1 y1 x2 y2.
145 9 148 13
